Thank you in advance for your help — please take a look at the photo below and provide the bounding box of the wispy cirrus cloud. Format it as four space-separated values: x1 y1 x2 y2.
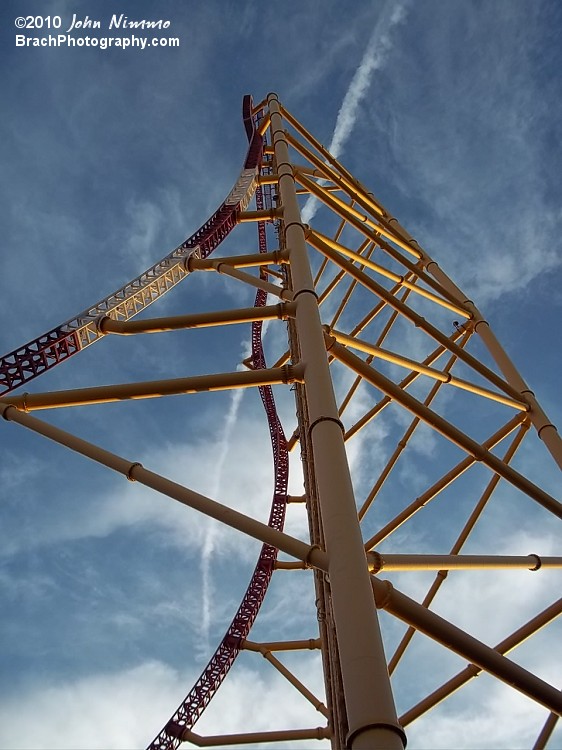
366 1 562 306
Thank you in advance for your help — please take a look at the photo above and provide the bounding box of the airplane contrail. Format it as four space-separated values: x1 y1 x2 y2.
198 313 276 656
301 0 409 224
197 0 409 644
199 386 245 656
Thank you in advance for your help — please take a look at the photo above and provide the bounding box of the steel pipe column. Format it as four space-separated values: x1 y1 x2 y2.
267 92 405 750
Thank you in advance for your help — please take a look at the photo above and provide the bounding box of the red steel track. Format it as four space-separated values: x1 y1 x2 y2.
0 97 261 396
1 95 290 749
147 96 289 750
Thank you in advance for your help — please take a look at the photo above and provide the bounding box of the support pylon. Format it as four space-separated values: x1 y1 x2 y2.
1 94 561 750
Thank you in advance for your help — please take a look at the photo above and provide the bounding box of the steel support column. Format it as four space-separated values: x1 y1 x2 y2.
268 92 405 750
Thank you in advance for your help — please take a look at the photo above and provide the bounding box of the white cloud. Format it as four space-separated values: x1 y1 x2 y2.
1 5 560 749
194 655 330 748
0 658 331 750
0 661 182 750
406 675 560 750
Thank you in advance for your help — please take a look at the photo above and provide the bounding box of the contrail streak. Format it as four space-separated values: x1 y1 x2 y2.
199 386 245 656
198 305 276 656
194 0 409 641
301 1 409 223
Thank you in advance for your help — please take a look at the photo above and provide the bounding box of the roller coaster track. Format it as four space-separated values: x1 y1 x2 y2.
1 96 290 747
148 98 290 750
0 98 261 396
3 92 561 750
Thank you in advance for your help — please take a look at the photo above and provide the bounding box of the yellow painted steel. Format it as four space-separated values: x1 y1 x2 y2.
371 577 562 716
182 727 331 746
238 208 282 222
344 329 467 442
1 365 304 410
279 104 386 217
243 640 329 717
387 420 529 676
328 327 527 411
297 170 422 259
0 401 328 570
268 92 406 750
189 249 288 269
309 228 526 403
331 341 561 518
364 415 527 550
398 597 562 726
357 334 470 521
367 553 561 572
310 229 471 318
211 262 294 300
2 95 560 750
99 302 294 335
242 638 321 651
288 139 385 220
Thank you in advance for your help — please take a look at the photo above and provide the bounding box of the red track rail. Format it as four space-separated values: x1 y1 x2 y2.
147 96 289 750
1 93 289 748
0 109 262 396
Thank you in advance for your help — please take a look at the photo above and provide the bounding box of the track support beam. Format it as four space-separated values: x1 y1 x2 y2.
371 578 562 716
182 727 331 746
1 365 304 410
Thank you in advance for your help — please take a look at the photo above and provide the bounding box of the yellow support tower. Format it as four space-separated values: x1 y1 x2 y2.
1 95 560 750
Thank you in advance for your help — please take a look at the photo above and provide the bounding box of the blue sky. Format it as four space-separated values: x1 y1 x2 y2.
1 1 561 748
